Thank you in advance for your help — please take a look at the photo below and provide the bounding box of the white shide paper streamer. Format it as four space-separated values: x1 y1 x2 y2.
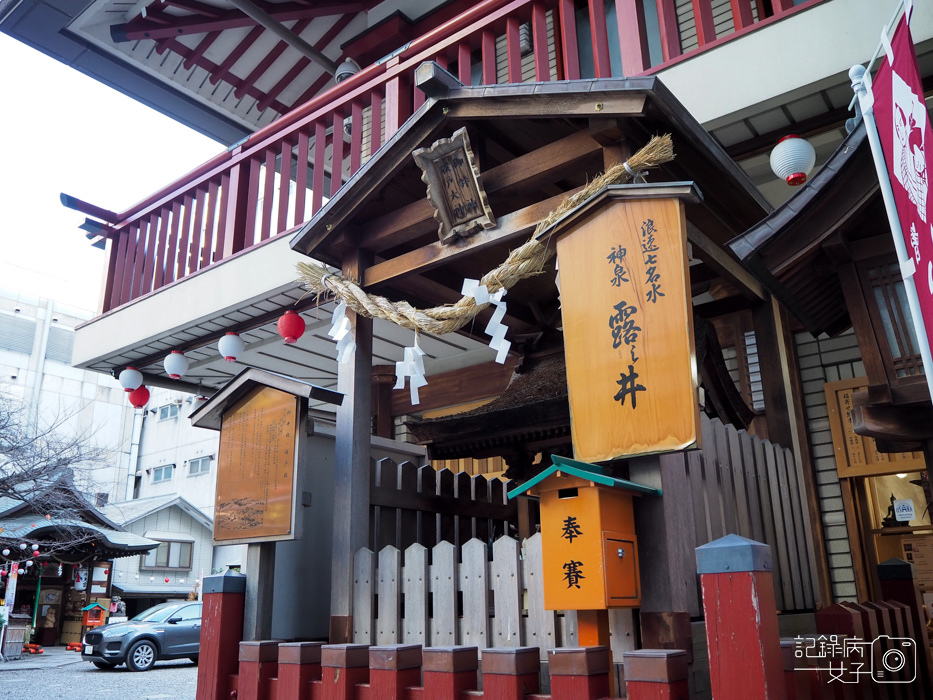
462 278 511 364
328 301 356 364
395 334 428 405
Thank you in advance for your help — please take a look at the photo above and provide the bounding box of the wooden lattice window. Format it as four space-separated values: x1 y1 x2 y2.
859 256 924 380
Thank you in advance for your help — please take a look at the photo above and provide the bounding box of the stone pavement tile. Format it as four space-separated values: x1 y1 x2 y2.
0 645 85 670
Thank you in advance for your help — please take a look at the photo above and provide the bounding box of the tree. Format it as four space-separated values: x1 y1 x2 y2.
0 389 112 560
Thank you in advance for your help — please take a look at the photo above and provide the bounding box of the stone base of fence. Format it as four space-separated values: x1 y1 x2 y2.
213 642 696 700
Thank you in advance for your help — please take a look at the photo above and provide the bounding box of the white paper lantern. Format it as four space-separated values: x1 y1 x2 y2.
164 350 189 379
770 135 816 186
118 367 143 392
1 549 9 557
218 332 245 362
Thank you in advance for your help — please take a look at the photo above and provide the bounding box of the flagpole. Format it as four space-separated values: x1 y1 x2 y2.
851 63 933 402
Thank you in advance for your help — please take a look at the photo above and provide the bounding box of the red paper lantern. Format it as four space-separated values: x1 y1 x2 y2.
277 310 306 344
128 386 150 408
104 569 109 575
32 551 39 557
164 577 170 583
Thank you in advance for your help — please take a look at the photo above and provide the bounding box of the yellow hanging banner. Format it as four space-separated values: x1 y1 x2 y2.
554 189 699 461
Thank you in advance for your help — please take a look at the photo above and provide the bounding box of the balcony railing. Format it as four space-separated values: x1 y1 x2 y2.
79 0 827 314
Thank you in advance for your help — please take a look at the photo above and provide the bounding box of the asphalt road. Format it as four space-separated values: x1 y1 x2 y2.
0 656 198 698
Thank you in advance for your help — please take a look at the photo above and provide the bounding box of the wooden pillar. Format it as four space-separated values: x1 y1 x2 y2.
278 642 323 700
481 647 540 700
629 453 697 656
238 641 280 700
369 644 422 700
548 646 611 700
622 649 689 700
697 534 785 699
753 294 832 608
330 251 374 643
244 541 275 641
422 646 478 700
196 569 246 700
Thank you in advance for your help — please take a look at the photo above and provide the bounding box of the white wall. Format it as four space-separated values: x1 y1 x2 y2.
0 288 135 506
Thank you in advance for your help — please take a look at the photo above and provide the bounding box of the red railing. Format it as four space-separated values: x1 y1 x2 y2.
89 0 828 313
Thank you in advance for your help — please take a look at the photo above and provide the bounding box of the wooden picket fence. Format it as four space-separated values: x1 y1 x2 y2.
351 533 636 659
369 459 516 554
690 414 818 612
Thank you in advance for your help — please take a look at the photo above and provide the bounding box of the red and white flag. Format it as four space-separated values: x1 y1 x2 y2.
871 10 933 337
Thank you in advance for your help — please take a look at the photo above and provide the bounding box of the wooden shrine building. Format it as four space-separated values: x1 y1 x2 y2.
287 67 828 648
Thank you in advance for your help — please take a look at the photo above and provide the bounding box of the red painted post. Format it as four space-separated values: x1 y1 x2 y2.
622 650 689 700
196 570 247 700
547 646 611 700
481 647 539 700
697 534 785 699
369 644 422 700
321 644 370 700
877 558 933 695
239 641 280 700
278 642 324 700
422 646 478 700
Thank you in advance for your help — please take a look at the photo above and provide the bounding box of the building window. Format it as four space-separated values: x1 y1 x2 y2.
158 404 179 421
188 456 211 476
140 540 193 570
152 465 173 483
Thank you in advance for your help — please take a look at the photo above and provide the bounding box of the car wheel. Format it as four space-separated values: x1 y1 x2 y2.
189 655 199 665
126 640 158 672
92 661 116 670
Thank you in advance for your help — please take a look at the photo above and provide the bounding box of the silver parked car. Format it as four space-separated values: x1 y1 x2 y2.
81 601 201 671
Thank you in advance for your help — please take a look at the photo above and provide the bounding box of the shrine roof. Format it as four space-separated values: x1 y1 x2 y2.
506 454 662 500
728 121 881 336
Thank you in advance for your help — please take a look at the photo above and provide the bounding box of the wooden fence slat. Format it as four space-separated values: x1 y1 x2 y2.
431 540 458 647
294 130 310 225
782 447 814 609
369 89 383 157
129 219 147 300
260 148 277 242
587 0 613 78
460 539 489 650
349 101 364 175
608 609 637 659
522 534 557 659
472 475 490 546
403 543 429 646
331 108 345 198
617 0 651 75
762 440 793 610
454 471 473 547
276 138 293 235
152 207 170 290
481 29 497 85
374 458 398 552
437 468 456 546
713 418 738 536
774 447 805 610
532 3 550 81
488 478 508 543
691 0 717 46
243 156 261 248
398 461 419 549
738 431 766 544
752 436 784 611
352 548 375 644
505 16 522 84
203 179 219 268
139 212 158 296
311 120 327 215
700 415 726 541
656 0 682 62
725 423 751 538
376 545 402 644
491 536 522 648
163 199 181 285
557 0 580 80
112 225 133 309
729 0 754 30
176 193 193 280
457 40 472 85
562 610 578 647
686 449 709 548
416 465 438 549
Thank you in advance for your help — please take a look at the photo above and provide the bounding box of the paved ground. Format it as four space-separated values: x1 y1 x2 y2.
0 646 198 698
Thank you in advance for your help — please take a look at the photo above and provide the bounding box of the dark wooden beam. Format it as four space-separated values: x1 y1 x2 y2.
362 188 579 287
851 404 933 442
390 356 518 415
687 222 765 301
446 92 647 120
346 129 602 255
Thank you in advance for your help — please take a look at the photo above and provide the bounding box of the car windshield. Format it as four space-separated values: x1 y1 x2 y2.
131 604 181 622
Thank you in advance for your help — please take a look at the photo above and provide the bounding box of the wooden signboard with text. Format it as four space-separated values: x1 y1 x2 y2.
825 377 924 478
214 385 301 543
552 190 699 462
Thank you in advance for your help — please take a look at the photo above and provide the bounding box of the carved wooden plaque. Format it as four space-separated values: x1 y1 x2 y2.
824 377 924 478
214 385 300 543
412 127 496 243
